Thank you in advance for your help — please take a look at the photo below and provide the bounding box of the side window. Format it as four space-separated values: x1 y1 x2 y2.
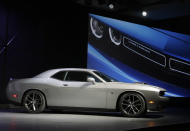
65 71 101 82
51 71 67 81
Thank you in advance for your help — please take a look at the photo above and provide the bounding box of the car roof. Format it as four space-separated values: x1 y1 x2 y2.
35 68 97 78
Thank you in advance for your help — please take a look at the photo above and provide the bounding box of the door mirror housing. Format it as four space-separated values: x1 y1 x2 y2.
87 77 96 84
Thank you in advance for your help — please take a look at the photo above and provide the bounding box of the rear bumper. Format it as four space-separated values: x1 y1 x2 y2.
7 99 22 106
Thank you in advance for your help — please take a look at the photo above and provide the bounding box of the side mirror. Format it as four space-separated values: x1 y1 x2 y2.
87 77 96 84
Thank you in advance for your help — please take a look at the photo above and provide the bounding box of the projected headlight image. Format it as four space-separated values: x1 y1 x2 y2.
109 27 122 46
88 14 190 98
90 17 104 39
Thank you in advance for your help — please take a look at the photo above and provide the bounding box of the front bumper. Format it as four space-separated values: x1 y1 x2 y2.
147 96 169 111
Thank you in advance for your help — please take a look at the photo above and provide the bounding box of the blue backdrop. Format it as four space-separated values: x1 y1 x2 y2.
88 14 190 97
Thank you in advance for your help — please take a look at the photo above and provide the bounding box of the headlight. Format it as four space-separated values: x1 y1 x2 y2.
90 17 104 39
109 27 122 46
159 91 165 96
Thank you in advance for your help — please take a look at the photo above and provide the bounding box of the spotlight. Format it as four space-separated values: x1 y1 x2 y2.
108 3 114 10
142 11 147 17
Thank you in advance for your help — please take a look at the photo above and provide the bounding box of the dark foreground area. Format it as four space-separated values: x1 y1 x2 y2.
0 106 190 131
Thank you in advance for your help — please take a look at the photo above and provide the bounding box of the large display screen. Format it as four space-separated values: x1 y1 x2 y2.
87 14 190 97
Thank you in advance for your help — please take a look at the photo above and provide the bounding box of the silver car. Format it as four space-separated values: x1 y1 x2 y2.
6 68 168 117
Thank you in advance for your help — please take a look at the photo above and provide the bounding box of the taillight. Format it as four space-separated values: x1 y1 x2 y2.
12 94 18 98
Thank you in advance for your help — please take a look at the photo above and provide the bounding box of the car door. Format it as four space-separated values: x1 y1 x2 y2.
45 71 68 106
58 71 108 108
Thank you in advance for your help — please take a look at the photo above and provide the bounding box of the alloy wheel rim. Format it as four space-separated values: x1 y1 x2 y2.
121 94 144 115
24 92 43 112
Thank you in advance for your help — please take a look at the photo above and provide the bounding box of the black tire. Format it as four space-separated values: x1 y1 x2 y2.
119 92 146 117
23 90 46 113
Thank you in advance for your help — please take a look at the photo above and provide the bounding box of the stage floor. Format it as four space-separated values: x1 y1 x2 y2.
0 107 190 131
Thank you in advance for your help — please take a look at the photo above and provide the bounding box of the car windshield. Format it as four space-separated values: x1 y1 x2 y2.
93 71 118 82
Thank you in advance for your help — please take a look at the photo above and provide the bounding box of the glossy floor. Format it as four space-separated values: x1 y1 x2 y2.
0 107 190 131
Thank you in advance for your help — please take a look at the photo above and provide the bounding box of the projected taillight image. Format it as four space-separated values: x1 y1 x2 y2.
87 14 190 97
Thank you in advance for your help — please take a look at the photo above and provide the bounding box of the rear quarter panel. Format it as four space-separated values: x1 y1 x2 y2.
7 78 49 104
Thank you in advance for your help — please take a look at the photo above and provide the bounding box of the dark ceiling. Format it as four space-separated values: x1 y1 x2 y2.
0 0 189 34
1 0 189 21
72 0 190 20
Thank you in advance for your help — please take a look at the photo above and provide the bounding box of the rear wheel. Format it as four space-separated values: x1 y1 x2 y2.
119 92 146 117
23 90 46 113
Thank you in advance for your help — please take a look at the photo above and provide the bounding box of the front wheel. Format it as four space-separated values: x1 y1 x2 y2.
119 92 146 117
23 90 46 113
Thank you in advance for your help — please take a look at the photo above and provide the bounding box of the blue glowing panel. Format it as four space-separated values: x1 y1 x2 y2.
90 14 190 62
88 14 190 97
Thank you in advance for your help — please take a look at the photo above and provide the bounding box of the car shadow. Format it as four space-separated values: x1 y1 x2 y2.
3 108 164 119
43 110 164 119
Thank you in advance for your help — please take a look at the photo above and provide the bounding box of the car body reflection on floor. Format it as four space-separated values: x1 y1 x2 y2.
0 107 190 131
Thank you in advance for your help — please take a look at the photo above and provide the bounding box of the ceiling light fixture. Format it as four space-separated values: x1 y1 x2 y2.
142 11 147 17
108 3 114 10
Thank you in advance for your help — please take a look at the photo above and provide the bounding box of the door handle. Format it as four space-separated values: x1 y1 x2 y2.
63 84 68 86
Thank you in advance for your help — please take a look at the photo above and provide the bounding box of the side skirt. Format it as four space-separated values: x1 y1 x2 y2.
47 106 117 112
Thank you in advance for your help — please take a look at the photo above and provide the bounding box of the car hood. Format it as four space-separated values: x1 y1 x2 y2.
104 82 166 92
